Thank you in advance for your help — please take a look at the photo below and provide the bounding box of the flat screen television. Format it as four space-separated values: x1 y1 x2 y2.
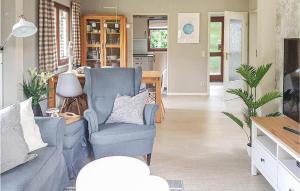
283 38 300 123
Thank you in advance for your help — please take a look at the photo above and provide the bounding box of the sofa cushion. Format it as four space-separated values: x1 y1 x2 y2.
0 147 60 191
0 104 36 174
106 91 148 125
20 98 48 152
90 123 155 145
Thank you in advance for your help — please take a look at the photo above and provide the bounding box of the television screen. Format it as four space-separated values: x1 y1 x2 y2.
283 38 300 123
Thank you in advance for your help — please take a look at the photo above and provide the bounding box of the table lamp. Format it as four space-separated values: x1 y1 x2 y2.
56 42 83 114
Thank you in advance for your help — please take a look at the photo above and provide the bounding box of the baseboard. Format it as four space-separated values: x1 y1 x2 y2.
167 92 209 96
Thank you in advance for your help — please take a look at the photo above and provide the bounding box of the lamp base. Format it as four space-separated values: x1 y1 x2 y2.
61 96 82 115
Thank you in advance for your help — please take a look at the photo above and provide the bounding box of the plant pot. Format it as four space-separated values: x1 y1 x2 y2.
246 143 251 157
32 104 43 116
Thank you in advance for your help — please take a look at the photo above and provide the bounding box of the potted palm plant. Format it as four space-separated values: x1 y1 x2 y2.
222 63 282 156
21 68 52 116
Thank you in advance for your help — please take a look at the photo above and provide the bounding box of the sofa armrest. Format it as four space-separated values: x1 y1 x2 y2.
144 104 158 125
84 109 99 139
34 117 65 150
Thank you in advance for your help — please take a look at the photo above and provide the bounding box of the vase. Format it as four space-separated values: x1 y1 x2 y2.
32 104 43 116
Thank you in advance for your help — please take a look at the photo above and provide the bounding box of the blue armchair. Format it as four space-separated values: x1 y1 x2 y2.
83 67 158 165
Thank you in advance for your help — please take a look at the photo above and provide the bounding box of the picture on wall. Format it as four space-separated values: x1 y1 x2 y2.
177 13 200 43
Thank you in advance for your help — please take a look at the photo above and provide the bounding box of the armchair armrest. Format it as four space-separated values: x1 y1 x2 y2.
84 109 99 139
144 104 158 125
34 117 65 151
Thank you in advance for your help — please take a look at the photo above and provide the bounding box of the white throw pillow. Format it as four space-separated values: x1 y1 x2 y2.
20 98 48 152
106 91 148 125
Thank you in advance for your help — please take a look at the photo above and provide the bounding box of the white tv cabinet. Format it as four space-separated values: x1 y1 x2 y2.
251 117 300 191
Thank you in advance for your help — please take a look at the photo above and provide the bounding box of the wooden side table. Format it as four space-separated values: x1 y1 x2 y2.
59 112 81 125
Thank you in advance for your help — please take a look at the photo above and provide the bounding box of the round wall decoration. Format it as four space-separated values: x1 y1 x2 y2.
182 23 194 35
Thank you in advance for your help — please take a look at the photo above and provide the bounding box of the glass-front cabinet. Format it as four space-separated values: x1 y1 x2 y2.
81 16 127 68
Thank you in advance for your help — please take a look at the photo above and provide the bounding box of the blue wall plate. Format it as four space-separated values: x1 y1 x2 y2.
183 23 194 35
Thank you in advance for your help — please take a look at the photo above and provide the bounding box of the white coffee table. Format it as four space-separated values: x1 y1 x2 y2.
76 156 169 191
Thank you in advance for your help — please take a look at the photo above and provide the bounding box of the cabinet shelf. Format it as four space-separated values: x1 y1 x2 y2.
106 44 120 48
279 159 300 180
256 135 277 157
107 33 120 35
86 44 101 48
87 32 101 34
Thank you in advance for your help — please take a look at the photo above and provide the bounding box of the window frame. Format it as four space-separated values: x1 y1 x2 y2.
54 3 70 66
147 19 168 52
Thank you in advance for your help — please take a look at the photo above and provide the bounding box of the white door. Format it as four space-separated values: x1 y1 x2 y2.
223 11 248 100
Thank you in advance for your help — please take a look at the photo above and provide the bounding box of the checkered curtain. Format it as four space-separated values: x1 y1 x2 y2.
38 0 58 72
72 0 81 65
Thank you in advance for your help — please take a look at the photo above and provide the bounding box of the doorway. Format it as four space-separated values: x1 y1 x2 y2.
209 16 224 82
208 12 248 99
132 14 168 94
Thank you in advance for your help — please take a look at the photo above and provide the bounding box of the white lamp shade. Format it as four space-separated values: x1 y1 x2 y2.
56 72 82 97
12 18 37 38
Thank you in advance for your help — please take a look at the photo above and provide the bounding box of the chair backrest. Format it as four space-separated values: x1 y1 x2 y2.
84 67 142 124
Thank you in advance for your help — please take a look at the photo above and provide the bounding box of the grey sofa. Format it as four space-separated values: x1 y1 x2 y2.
0 117 68 191
63 118 90 179
83 67 158 165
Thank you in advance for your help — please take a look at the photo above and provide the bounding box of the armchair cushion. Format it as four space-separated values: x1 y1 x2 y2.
143 104 158 125
106 91 148 125
90 123 155 145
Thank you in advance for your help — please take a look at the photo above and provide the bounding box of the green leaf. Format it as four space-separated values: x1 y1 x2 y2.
226 88 255 109
222 112 244 129
266 112 281 117
236 65 256 88
253 63 272 87
255 91 282 109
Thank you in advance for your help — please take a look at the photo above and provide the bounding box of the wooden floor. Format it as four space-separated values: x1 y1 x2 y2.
150 84 272 191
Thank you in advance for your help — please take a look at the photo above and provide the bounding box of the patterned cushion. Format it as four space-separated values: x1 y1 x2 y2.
106 91 148 125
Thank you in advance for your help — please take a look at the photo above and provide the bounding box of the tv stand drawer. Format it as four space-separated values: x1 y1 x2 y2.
253 140 277 187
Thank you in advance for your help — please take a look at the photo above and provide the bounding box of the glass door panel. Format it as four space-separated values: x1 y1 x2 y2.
228 19 242 81
223 11 248 100
105 19 121 46
86 47 101 67
106 48 120 67
209 56 222 75
104 19 121 67
85 19 102 67
209 22 222 53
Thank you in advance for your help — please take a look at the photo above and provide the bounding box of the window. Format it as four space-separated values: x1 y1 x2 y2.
148 19 168 51
54 3 70 66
